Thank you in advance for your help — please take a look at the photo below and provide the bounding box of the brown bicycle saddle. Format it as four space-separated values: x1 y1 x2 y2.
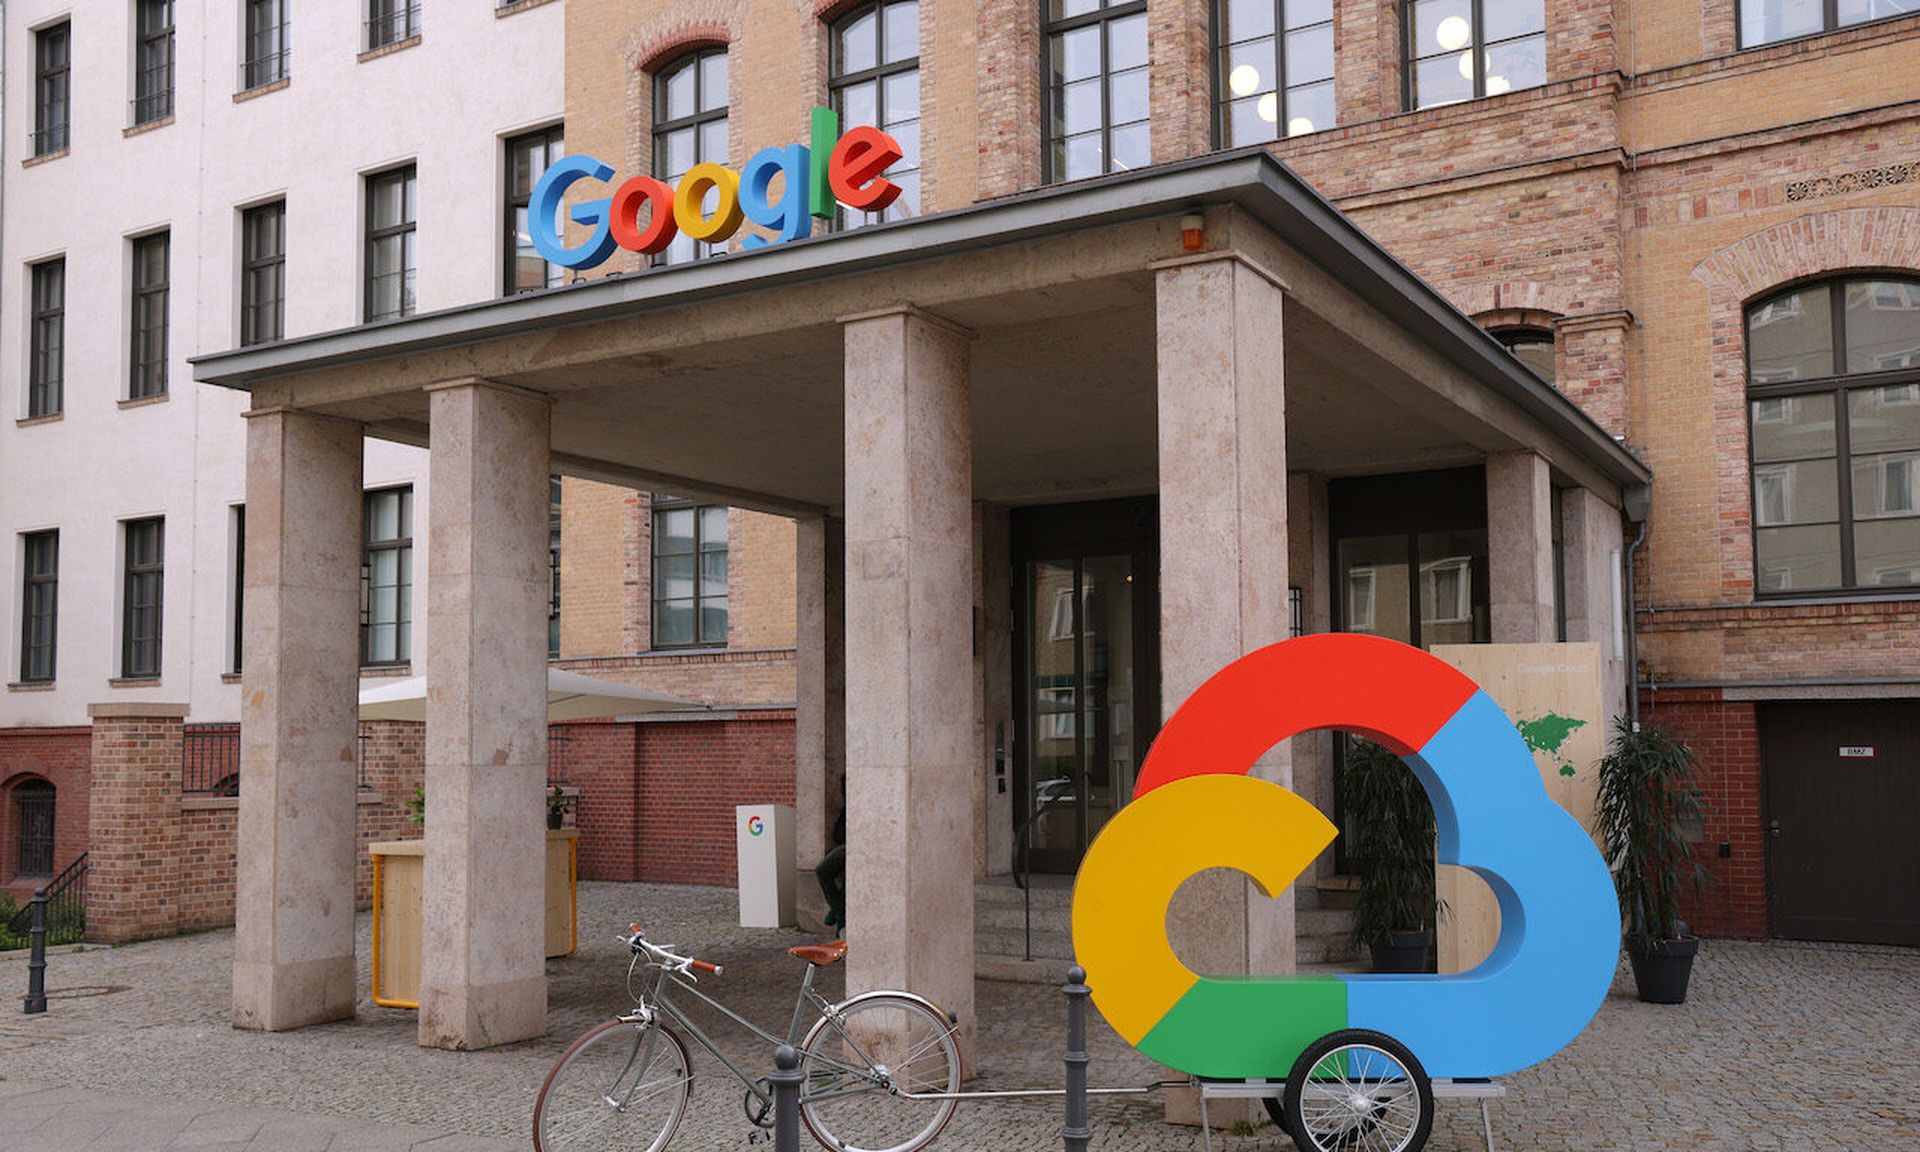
788 940 848 966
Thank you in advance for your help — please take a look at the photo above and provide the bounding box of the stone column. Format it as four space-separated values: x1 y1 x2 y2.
1286 473 1336 883
1561 487 1627 722
1154 252 1292 999
841 306 977 1068
420 380 552 1050
794 515 846 932
1486 451 1557 643
87 703 186 944
233 407 363 1032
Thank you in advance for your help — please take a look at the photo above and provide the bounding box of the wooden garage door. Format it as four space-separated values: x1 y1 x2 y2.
1759 701 1920 947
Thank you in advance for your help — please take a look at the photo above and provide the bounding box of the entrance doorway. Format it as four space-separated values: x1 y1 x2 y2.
1760 700 1920 946
1012 499 1159 876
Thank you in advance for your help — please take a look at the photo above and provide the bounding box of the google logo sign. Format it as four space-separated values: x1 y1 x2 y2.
529 107 902 270
746 815 766 838
1072 634 1618 1081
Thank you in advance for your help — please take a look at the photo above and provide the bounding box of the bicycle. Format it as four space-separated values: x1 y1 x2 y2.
533 925 963 1152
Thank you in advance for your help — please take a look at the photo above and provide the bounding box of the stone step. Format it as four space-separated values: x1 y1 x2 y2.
975 926 1075 960
976 955 1078 985
973 881 1073 910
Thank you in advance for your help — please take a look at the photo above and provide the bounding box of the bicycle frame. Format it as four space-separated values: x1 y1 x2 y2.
622 957 843 1115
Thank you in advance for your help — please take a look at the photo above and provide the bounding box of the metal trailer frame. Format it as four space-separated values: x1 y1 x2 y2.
1196 1076 1507 1152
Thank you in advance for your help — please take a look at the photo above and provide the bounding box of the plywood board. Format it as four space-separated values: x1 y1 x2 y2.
375 852 423 1006
547 830 579 957
1430 643 1607 974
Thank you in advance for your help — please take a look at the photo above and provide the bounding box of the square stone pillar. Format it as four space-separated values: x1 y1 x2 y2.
841 306 977 1068
794 515 846 932
233 408 364 1032
420 379 552 1050
1486 451 1556 643
1561 487 1627 722
1155 251 1291 1126
1285 472 1337 883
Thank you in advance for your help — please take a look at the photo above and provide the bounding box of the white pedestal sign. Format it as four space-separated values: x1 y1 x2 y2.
736 804 796 928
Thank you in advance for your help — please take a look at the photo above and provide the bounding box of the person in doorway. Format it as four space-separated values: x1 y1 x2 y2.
816 806 846 931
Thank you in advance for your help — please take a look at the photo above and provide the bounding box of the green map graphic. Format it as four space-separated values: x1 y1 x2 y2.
1517 713 1588 777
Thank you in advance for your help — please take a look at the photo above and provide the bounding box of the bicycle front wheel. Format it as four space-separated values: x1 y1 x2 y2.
533 1016 693 1152
798 993 960 1152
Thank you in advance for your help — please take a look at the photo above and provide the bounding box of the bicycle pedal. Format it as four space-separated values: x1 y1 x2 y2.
746 1131 769 1145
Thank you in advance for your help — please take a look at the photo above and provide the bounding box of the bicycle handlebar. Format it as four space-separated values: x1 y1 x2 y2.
624 924 725 977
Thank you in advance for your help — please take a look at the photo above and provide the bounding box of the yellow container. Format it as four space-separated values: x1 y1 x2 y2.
370 828 579 1009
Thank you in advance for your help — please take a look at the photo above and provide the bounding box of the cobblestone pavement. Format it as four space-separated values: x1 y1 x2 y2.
0 881 1913 1151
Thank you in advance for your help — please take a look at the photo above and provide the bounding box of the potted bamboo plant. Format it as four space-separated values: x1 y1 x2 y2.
1344 737 1442 973
1595 717 1710 1004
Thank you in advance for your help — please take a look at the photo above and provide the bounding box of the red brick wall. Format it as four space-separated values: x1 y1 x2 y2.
178 808 238 932
634 711 797 886
87 713 185 944
1639 688 1768 939
0 727 90 901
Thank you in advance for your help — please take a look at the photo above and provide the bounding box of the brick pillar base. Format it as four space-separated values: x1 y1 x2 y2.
86 702 187 944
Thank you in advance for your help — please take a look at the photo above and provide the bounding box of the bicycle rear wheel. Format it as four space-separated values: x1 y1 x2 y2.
797 993 959 1152
533 1016 693 1152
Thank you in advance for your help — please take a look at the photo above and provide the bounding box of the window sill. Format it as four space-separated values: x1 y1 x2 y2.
234 77 291 104
16 412 63 428
21 148 68 169
118 393 169 410
358 35 422 63
359 665 412 678
1750 590 1920 608
108 677 162 688
123 114 175 139
6 682 55 692
495 0 559 14
220 672 243 684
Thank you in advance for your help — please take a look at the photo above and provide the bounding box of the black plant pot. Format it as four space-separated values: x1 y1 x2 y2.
547 810 565 830
1368 929 1433 974
1628 936 1699 1004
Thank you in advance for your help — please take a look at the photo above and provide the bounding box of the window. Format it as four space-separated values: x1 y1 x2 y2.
362 487 413 666
1345 567 1377 632
130 232 171 400
651 497 728 647
134 0 176 125
1740 0 1920 48
33 23 70 155
20 532 58 684
1217 0 1336 144
367 0 419 50
653 49 730 265
244 0 290 89
1495 326 1555 384
14 781 55 878
549 476 562 658
241 202 286 345
831 1 921 226
28 260 65 419
1405 0 1546 110
507 126 566 294
1419 556 1474 624
365 165 417 322
1044 0 1150 182
229 506 246 675
122 518 165 679
1747 276 1920 593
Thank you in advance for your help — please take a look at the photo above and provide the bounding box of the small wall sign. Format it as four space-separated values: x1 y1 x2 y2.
1838 746 1875 758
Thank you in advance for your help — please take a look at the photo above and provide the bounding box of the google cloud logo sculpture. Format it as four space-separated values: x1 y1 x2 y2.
1072 633 1618 1082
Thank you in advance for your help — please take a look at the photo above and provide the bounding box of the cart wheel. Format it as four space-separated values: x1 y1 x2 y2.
1281 1029 1434 1152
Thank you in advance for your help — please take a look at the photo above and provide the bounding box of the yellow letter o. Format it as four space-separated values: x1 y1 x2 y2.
674 163 744 244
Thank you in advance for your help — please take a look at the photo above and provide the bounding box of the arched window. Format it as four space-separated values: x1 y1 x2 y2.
13 780 55 878
831 0 921 227
1043 0 1149 183
1216 0 1336 144
1404 0 1546 111
653 47 730 265
1747 276 1920 593
1494 325 1555 384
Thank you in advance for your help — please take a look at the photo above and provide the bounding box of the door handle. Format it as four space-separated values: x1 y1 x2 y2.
1769 820 1781 838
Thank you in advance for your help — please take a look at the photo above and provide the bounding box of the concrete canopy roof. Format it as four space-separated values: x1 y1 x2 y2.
192 148 1649 519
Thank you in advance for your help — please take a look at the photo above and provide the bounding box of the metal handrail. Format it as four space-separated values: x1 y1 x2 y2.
7 851 87 942
1010 779 1076 961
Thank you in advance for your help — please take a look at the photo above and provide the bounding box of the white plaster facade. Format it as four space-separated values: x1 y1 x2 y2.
1 1 564 725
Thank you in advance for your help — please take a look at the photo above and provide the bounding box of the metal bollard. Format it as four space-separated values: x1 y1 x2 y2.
1063 964 1091 1152
770 1043 803 1152
23 888 48 1015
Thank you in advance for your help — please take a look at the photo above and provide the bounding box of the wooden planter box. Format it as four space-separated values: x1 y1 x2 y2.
370 828 579 1009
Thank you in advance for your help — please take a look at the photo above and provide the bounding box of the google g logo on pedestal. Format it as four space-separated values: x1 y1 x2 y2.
747 815 766 838
1072 634 1618 1080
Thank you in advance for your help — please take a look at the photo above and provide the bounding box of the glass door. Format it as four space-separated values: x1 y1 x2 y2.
1019 553 1139 875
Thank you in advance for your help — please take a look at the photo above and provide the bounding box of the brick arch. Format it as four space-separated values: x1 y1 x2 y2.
621 1 743 74
1454 280 1580 320
1692 206 1920 599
